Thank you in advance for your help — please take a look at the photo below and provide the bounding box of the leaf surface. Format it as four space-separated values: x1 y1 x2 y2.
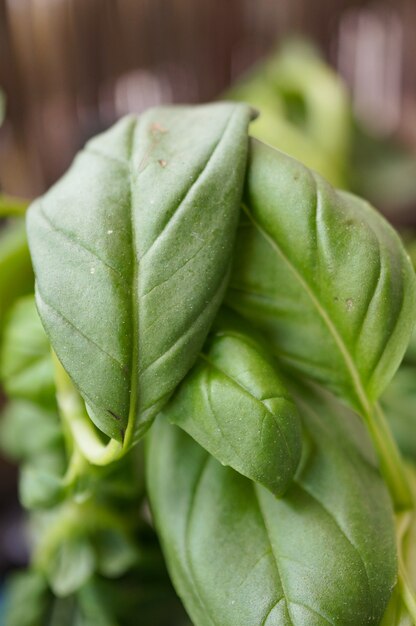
0 400 62 461
0 218 33 331
147 384 396 626
165 311 301 495
27 103 252 443
0 296 55 407
227 139 416 413
382 366 416 462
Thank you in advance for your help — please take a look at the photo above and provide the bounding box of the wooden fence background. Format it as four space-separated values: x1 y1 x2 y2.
0 0 415 196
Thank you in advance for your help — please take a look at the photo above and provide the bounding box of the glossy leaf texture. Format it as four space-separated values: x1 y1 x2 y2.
165 310 301 495
27 103 252 443
0 296 55 407
227 139 416 415
147 383 397 626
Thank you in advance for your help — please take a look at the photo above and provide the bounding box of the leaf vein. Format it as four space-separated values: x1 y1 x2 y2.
37 203 129 287
140 109 237 262
36 288 127 374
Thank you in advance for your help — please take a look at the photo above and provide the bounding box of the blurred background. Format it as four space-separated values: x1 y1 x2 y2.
1 0 416 200
1 0 416 613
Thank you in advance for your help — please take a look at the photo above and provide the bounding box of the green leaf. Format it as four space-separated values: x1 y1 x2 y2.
382 367 416 462
0 400 62 461
78 575 191 626
165 311 301 495
94 529 138 578
0 218 33 331
20 457 66 509
147 384 397 626
45 536 96 597
0 295 56 407
227 40 350 187
27 103 252 448
227 139 416 415
3 570 51 626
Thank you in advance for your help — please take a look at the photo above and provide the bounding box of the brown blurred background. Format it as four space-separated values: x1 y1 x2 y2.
1 0 416 198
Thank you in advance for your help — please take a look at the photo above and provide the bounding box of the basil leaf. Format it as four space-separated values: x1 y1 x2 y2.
20 458 66 509
382 367 416 462
0 218 33 331
166 311 301 495
94 529 137 578
0 296 56 407
27 103 252 445
147 385 396 626
228 41 349 188
0 400 62 461
227 139 416 414
3 570 51 626
45 536 96 597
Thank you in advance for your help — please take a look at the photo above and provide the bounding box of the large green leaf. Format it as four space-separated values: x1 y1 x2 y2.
227 139 416 415
0 295 55 407
27 103 252 447
147 384 397 626
165 311 301 495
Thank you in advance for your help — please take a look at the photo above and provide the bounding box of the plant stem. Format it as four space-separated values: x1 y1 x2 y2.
396 511 416 622
365 409 416 615
53 352 131 466
364 403 413 511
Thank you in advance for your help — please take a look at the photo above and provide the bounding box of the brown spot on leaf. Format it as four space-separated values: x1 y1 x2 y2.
158 159 167 168
151 122 168 135
108 409 122 421
345 298 354 312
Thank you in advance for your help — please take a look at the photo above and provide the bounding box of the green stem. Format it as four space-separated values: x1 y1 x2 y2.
53 353 133 466
396 511 416 622
363 407 416 615
364 403 413 511
33 500 136 571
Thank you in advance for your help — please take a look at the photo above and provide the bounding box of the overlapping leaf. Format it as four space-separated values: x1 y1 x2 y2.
147 384 396 626
165 311 301 495
27 103 252 443
227 139 416 414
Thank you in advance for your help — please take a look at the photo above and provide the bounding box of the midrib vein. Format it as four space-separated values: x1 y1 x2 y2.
254 485 294 626
125 120 139 444
241 203 372 418
199 351 294 471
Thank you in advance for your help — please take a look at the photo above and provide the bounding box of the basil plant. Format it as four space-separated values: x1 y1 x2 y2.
1 102 416 626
